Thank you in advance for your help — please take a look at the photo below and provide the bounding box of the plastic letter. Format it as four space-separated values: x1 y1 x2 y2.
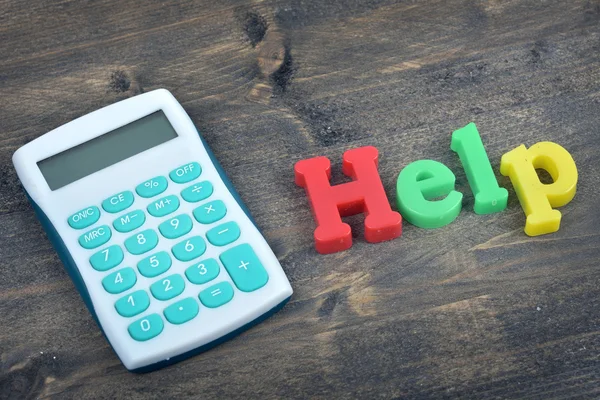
451 122 508 214
500 142 577 236
396 160 463 229
294 146 402 254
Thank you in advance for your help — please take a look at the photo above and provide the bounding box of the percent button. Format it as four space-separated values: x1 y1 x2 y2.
136 176 168 198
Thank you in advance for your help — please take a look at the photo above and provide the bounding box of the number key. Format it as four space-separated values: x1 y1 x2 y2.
115 290 150 317
128 314 164 341
150 274 185 301
102 267 137 294
158 214 193 239
171 236 206 261
124 229 159 255
137 251 172 278
90 245 123 271
185 258 220 285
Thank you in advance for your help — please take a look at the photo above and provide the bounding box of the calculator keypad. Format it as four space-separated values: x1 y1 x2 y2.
69 160 273 343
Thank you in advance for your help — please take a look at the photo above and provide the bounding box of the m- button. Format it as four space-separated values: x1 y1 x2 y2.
169 162 201 184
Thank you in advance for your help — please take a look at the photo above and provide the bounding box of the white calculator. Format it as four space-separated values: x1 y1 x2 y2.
12 89 293 372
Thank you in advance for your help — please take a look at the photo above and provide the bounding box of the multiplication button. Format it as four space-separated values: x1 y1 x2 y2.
193 200 226 224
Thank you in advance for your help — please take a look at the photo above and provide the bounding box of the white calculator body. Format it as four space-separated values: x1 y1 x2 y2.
12 89 293 372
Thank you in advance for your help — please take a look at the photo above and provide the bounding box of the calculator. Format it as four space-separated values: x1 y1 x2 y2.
12 89 293 372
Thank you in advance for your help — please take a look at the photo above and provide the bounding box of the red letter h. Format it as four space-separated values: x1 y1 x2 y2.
294 146 402 254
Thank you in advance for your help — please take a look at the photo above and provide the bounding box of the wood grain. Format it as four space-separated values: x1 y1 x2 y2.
1 0 600 398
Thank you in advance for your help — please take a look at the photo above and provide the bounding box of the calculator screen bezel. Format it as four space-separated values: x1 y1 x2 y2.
37 110 179 191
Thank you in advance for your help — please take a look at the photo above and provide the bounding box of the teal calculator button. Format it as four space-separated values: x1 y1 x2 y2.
199 282 234 308
78 225 111 249
102 191 134 213
169 162 201 184
181 181 213 203
206 221 241 246
147 195 179 218
171 236 206 261
193 200 227 224
220 244 269 292
113 209 146 233
185 258 220 285
124 229 159 255
137 251 172 278
136 176 168 198
128 314 164 341
102 267 137 294
163 298 199 325
158 214 193 239
68 206 100 229
150 274 185 301
90 245 124 271
115 290 150 317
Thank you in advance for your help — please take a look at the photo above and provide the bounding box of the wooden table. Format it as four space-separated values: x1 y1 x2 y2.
2 1 599 398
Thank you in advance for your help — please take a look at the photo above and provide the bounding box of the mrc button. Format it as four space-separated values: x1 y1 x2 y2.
68 206 100 229
169 162 201 184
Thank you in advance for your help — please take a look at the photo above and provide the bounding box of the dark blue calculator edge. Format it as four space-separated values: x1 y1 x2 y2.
22 128 290 373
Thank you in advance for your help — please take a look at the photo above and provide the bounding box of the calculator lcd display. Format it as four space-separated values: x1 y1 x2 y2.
38 111 178 190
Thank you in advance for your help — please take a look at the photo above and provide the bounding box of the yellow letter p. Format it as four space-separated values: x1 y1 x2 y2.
500 142 577 236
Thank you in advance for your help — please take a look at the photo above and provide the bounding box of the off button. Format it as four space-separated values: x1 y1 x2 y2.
169 162 201 184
